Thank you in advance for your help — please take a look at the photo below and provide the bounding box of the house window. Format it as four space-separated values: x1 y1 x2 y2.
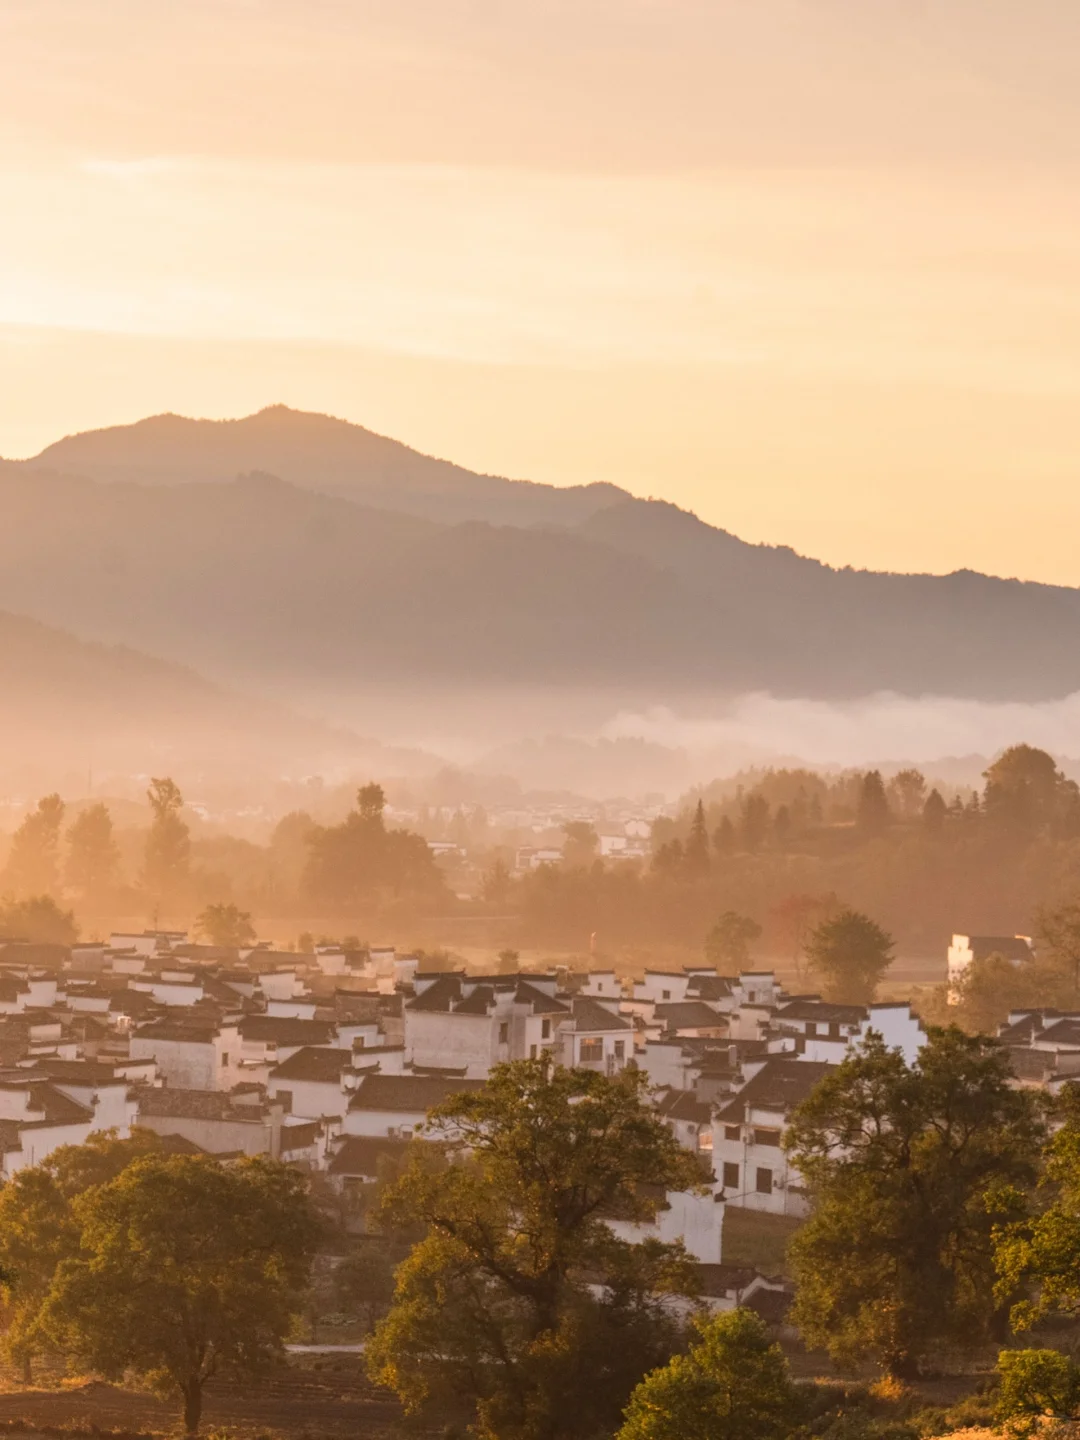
662 989 671 1000
220 1053 229 1067
754 1128 782 1148
723 1161 740 1189
529 1044 537 1059
756 1167 773 1195
805 1022 817 1036
614 1040 625 1060
498 1022 509 1044
724 1124 741 1142
541 1018 551 1039
579 1037 604 1063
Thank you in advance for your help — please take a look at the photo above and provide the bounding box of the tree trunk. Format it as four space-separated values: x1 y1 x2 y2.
182 1379 203 1436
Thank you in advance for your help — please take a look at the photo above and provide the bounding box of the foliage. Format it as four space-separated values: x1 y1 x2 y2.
943 949 1078 1035
0 893 77 944
704 910 763 969
857 772 890 838
616 1307 800 1440
195 901 257 948
562 822 599 869
4 794 65 896
303 782 446 909
333 1242 399 1333
786 1028 1042 1379
995 1348 1080 1437
367 1057 703 1440
144 776 191 897
44 1154 318 1435
983 745 1080 839
804 909 894 1003
64 802 121 897
0 1131 164 1377
995 1085 1080 1330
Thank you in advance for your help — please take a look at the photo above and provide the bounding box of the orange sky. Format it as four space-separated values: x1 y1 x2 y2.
3 1 1080 582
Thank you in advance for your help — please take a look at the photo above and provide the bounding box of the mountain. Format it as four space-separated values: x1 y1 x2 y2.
22 406 627 528
0 607 400 789
6 409 1080 708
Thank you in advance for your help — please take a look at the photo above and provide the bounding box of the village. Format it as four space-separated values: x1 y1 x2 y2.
0 924 1068 1324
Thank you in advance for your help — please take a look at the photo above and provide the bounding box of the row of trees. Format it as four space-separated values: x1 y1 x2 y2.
6 1045 1080 1437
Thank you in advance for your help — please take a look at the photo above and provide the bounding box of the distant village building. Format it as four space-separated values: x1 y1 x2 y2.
947 933 1034 1002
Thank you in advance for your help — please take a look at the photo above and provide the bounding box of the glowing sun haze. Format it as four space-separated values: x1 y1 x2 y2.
4 1 1080 582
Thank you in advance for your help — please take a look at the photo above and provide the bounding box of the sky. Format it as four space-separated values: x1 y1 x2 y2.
4 1 1080 582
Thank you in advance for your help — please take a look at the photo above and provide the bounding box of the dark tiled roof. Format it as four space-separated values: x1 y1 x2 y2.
654 1001 728 1030
134 1021 218 1044
695 1262 759 1297
280 1120 322 1149
570 996 631 1032
237 1016 335 1045
774 1000 867 1024
139 1088 267 1122
348 1074 485 1114
716 1058 834 1123
268 1046 353 1083
156 1133 207 1155
686 975 735 1001
24 1083 95 1128
328 1135 412 1177
655 1089 712 1124
964 936 1034 962
406 976 464 1013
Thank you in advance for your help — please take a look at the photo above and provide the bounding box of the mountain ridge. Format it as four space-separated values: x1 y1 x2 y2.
5 408 1080 706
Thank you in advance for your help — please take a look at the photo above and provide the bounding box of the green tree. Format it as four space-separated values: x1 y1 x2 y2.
4 794 65 896
786 1028 1041 1379
194 902 256 948
740 795 770 852
0 894 77 944
144 777 191 899
704 911 762 970
996 1347 1080 1440
804 908 893 1003
333 1243 399 1334
496 947 520 974
995 1349 1080 1438
367 1057 702 1440
0 1132 164 1380
856 770 890 837
562 822 600 870
44 1154 317 1435
64 803 120 897
616 1308 799 1440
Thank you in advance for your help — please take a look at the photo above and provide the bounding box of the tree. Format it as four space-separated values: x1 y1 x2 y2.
713 817 736 854
0 895 77 945
44 1155 317 1435
770 893 839 978
704 911 762 970
804 908 893 1003
856 770 890 837
64 803 120 898
616 1308 799 1440
144 777 190 899
887 769 927 820
0 1131 164 1380
983 744 1080 839
995 1348 1080 1437
4 794 65 896
483 858 514 906
496 947 520 974
304 783 445 909
562 822 599 870
367 1057 702 1440
1037 897 1080 988
684 801 711 876
786 1028 1041 1379
740 795 770 852
334 1243 398 1334
194 902 256 948
922 787 947 834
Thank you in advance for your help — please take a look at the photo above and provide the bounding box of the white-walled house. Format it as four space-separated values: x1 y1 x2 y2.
131 1021 220 1090
342 1073 485 1139
948 934 1034 1002
606 1183 725 1264
0 1076 98 1175
138 1087 286 1156
268 1046 353 1120
404 974 571 1078
712 1058 834 1216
